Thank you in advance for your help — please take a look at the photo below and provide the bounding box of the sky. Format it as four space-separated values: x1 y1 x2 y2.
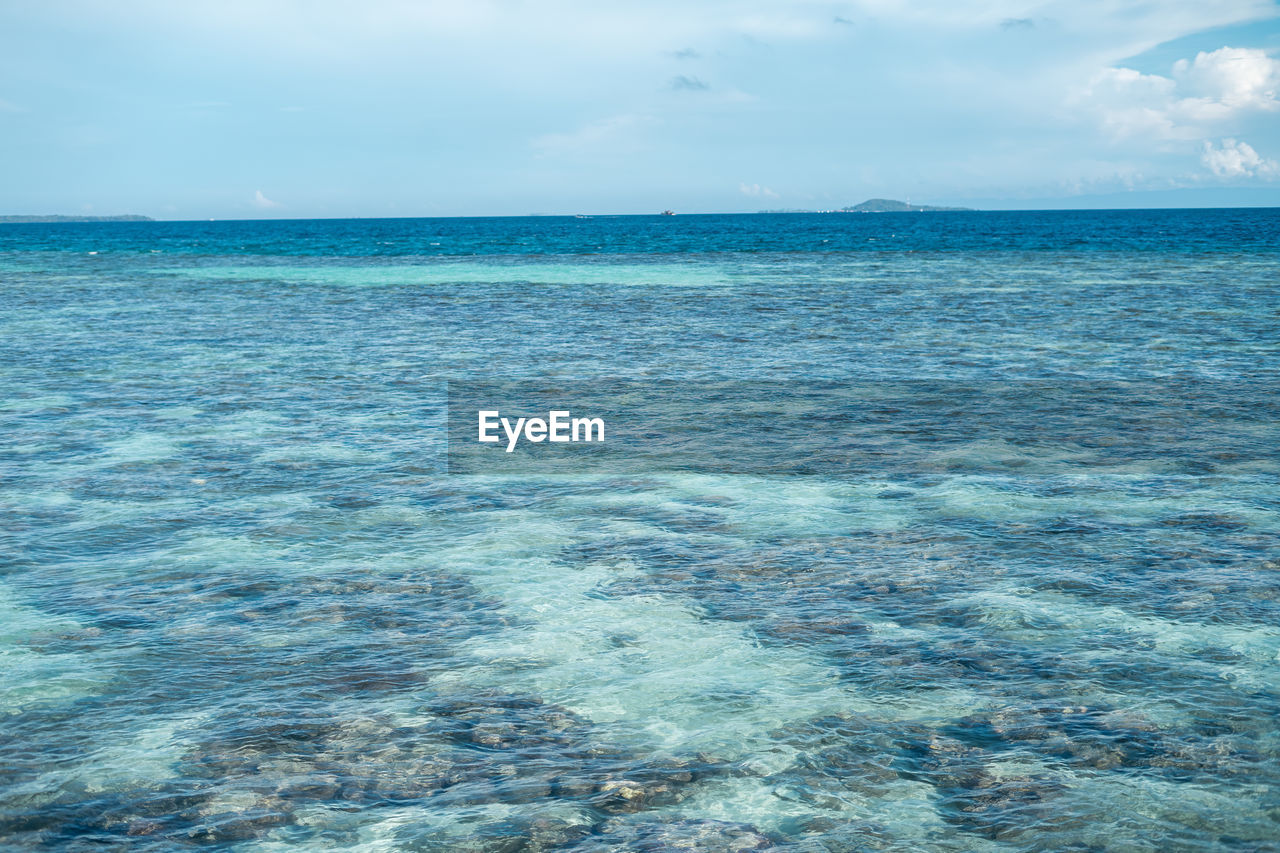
2 0 1279 218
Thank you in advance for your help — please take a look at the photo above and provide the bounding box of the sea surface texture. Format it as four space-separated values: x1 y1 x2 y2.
1 211 1278 852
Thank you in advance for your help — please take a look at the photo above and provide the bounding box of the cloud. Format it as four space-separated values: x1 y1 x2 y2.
1174 46 1280 112
669 74 709 91
1083 67 1180 138
1090 46 1280 137
1201 138 1278 178
252 190 282 208
1084 47 1280 140
739 182 778 198
10 0 1280 212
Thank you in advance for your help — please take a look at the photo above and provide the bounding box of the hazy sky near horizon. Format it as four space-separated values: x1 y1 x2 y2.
2 0 1280 218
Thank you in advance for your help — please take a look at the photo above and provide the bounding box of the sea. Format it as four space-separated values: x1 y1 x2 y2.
1 210 1278 851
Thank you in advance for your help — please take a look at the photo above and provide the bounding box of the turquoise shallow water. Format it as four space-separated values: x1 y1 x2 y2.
1 211 1279 851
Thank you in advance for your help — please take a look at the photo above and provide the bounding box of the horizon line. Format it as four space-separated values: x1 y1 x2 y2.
5 204 1280 224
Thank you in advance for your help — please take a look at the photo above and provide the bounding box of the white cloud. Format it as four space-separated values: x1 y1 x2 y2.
1174 47 1279 110
1084 67 1180 139
1085 47 1280 140
251 189 282 208
1201 138 1278 178
739 182 778 198
12 0 1280 209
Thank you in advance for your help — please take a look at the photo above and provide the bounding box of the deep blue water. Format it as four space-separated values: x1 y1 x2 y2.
2 209 1279 257
1 211 1278 851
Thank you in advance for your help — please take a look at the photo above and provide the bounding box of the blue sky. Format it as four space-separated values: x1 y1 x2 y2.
2 0 1279 217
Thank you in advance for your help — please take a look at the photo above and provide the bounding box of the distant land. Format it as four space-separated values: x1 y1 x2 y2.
964 187 1280 210
758 199 974 213
844 198 973 212
0 214 155 223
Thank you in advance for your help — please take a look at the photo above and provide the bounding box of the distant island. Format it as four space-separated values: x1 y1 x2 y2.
759 199 975 214
842 198 973 212
0 214 154 223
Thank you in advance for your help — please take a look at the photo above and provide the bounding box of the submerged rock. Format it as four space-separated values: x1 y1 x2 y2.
570 818 776 852
940 772 1072 841
396 816 592 853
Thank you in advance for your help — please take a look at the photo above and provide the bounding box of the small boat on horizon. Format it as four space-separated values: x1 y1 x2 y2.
660 210 675 216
